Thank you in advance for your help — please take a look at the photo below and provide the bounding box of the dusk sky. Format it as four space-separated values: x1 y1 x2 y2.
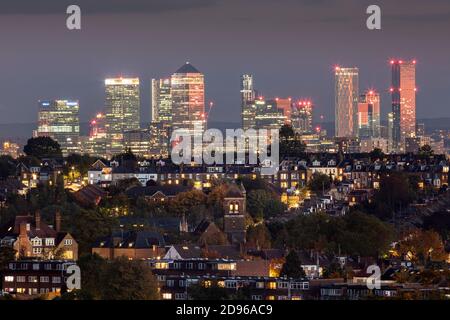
0 0 450 126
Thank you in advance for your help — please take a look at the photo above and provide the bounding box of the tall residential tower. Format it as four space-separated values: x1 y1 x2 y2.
391 60 417 151
335 67 359 138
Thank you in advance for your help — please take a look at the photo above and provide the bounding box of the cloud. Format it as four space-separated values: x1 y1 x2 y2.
0 0 219 15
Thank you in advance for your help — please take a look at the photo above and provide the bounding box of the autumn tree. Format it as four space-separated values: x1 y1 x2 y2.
397 229 447 264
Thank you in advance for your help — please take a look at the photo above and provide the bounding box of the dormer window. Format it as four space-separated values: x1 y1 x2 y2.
31 237 42 246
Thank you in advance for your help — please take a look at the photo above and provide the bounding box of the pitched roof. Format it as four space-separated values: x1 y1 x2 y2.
93 231 165 248
174 62 201 74
126 185 190 198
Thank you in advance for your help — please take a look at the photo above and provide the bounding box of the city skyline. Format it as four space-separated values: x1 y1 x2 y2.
1 0 450 127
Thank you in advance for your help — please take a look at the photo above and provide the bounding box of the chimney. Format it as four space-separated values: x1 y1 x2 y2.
55 211 61 232
19 222 28 237
35 211 41 230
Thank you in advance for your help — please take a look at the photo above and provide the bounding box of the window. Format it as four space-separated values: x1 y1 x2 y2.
268 282 276 289
16 276 26 283
179 280 185 287
225 281 237 288
175 293 186 300
277 282 288 289
155 262 169 269
45 238 55 246
52 276 61 284
173 262 181 269
217 263 236 271
64 239 73 246
187 262 194 270
44 264 52 270
251 295 262 300
256 282 264 289
198 263 206 270
31 238 42 246
28 276 38 283
162 293 172 300
4 276 14 282
33 248 42 255
167 280 174 287
33 263 40 270
40 276 50 283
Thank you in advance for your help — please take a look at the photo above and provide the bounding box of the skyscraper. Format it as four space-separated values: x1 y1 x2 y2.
358 90 380 138
292 100 313 134
151 78 172 124
37 100 80 156
254 98 286 131
391 60 417 151
104 78 140 156
171 62 205 133
241 74 255 130
335 67 359 138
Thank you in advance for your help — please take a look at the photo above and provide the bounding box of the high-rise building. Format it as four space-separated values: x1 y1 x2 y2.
254 98 286 131
387 112 394 152
104 78 140 156
151 78 172 124
358 90 380 138
171 62 205 134
124 129 151 158
391 59 417 151
241 74 255 104
86 113 107 157
37 100 80 156
292 100 313 134
335 67 359 138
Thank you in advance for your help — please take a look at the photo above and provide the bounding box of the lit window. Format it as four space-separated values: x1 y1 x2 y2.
162 293 172 300
4 276 14 282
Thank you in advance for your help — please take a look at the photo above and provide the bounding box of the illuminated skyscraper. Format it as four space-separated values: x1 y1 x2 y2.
358 90 381 138
87 113 107 157
241 74 256 130
335 67 359 138
171 62 205 133
254 98 286 131
37 100 80 156
391 60 417 151
292 100 313 134
387 112 394 152
151 78 172 123
104 78 140 156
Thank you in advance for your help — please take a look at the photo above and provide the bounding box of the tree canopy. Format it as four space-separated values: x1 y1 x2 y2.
23 136 62 159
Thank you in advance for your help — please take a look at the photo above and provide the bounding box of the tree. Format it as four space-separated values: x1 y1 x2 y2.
0 247 16 289
75 254 159 300
369 148 384 161
246 224 272 249
280 250 306 279
102 257 159 300
308 172 331 194
246 189 286 222
374 173 417 220
418 145 434 158
23 136 62 159
0 156 16 179
397 229 447 264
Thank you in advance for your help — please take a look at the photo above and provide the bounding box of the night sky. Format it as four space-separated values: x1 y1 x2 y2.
0 0 449 126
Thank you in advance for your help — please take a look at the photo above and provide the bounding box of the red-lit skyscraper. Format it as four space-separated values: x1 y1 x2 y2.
391 59 417 151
